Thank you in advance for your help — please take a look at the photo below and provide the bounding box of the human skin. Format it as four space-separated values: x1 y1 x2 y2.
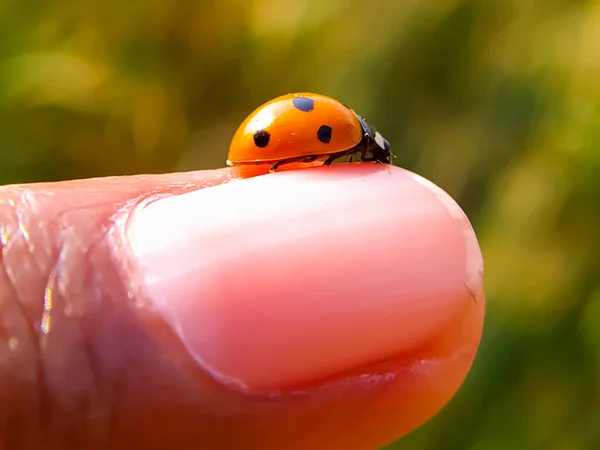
0 163 485 450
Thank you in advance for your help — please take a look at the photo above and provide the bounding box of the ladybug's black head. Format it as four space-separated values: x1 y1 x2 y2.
356 113 392 163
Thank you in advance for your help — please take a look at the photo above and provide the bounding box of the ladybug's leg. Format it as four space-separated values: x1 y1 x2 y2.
359 146 369 162
323 153 338 165
361 154 378 162
372 147 392 164
352 145 375 163
269 155 319 172
269 160 285 172
348 143 369 163
360 142 391 164
346 148 360 163
323 150 351 166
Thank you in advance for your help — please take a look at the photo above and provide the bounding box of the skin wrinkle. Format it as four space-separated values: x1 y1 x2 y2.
0 174 238 449
45 203 116 446
0 186 120 448
82 229 118 441
43 207 115 446
16 191 46 277
73 226 142 449
2 230 21 284
2 171 241 449
0 190 51 446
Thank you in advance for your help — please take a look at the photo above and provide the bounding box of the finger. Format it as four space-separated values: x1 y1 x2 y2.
0 168 234 449
0 163 484 450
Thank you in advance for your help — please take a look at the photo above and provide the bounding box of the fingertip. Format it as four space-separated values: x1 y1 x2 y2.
126 163 483 386
122 162 484 448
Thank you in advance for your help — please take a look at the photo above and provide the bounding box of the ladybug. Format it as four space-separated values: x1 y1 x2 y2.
226 93 392 172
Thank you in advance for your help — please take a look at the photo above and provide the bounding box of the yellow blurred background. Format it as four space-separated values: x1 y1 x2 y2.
2 0 599 448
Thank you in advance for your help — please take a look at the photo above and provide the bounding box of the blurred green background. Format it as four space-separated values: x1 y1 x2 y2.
1 0 599 448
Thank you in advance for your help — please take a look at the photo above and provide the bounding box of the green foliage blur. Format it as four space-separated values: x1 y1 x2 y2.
2 0 599 448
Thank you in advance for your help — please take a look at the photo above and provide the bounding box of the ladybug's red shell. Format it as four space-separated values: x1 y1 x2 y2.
227 93 364 165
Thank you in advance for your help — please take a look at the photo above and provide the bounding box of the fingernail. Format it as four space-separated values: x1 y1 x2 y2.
126 165 482 391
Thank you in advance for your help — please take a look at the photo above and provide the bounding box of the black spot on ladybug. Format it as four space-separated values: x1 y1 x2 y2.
317 125 332 143
292 97 315 112
253 129 270 148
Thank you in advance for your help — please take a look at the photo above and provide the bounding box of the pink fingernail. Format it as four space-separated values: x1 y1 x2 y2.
126 165 483 391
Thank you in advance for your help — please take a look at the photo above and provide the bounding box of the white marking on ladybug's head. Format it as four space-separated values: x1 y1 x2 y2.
374 132 389 150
